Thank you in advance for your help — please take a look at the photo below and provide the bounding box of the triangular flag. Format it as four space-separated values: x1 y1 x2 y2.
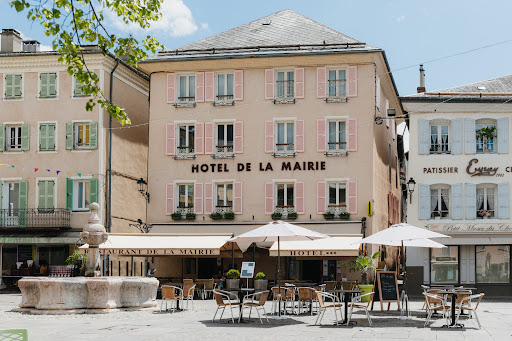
78 173 82 177
46 169 50 172
56 171 61 175
67 172 70 176
35 168 38 172
11 165 14 168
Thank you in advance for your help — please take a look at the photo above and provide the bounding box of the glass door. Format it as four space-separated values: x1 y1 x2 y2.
2 182 19 226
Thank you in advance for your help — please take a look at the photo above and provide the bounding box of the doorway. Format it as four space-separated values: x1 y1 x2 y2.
198 258 218 279
302 260 321 283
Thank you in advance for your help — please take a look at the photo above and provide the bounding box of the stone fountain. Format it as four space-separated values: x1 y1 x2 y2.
16 203 159 313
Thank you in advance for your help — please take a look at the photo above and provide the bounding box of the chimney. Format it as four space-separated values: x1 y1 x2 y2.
22 40 40 53
1 29 23 53
417 64 426 93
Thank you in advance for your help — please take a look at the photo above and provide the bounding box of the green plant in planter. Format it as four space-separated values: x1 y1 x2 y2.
271 212 282 220
476 126 497 150
227 269 240 279
210 212 223 220
65 250 86 266
224 212 235 219
255 272 266 280
185 212 196 219
287 212 298 219
171 212 182 220
340 212 350 219
323 212 335 219
343 251 381 285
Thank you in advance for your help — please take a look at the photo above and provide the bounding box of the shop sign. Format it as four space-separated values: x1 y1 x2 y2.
0 237 79 244
423 159 512 177
82 248 220 256
428 223 512 233
275 250 339 256
192 161 326 173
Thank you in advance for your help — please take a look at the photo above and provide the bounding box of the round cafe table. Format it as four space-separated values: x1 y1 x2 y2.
331 289 360 325
225 288 255 323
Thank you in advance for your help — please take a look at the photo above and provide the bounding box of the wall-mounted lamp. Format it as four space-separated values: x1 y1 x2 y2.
137 178 150 202
129 218 152 233
407 177 416 203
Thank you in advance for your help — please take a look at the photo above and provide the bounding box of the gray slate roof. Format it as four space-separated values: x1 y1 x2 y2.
433 73 512 94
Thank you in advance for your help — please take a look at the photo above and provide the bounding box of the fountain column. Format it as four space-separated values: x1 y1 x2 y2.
80 203 108 277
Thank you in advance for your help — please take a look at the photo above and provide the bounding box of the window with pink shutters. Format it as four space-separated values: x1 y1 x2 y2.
347 65 358 97
204 122 214 154
204 183 213 214
295 120 304 152
294 68 304 99
233 182 242 214
265 121 274 153
195 122 204 154
234 70 243 101
167 73 175 103
195 72 204 102
265 182 274 214
234 121 243 154
348 180 357 214
204 72 215 102
317 181 326 214
194 183 203 214
317 119 326 152
265 69 274 100
347 118 357 151
166 123 175 156
295 182 304 214
166 183 174 215
317 67 326 98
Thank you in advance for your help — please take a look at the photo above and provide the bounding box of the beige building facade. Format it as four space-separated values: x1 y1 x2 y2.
138 10 405 283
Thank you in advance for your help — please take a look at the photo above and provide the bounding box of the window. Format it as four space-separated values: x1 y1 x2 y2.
177 125 195 154
6 126 22 151
39 123 56 151
4 74 22 99
39 72 57 98
73 76 86 97
276 183 294 212
74 123 90 149
328 121 346 151
476 245 510 284
430 124 449 153
178 75 195 102
37 180 55 212
216 123 233 154
476 120 497 153
276 71 294 99
328 69 346 97
216 73 234 101
276 122 294 152
327 182 346 214
476 185 496 218
73 180 90 211
430 246 459 284
177 184 194 213
430 186 449 218
216 183 233 212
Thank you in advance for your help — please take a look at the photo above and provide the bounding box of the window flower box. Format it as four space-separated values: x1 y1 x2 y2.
324 212 336 220
339 212 350 220
185 212 196 220
224 212 235 220
287 212 298 220
210 212 223 220
171 212 182 220
271 212 282 220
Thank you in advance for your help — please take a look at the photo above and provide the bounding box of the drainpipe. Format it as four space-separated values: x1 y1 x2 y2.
108 59 120 233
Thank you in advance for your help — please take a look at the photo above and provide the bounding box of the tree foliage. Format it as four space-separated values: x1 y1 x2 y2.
344 251 381 284
10 0 166 125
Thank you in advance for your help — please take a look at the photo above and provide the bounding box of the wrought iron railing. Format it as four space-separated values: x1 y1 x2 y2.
176 206 194 214
0 208 70 228
216 145 234 154
275 143 295 152
215 206 233 214
177 146 195 154
327 205 348 215
327 142 347 151
275 206 296 214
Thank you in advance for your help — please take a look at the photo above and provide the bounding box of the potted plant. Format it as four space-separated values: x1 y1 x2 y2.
271 212 282 220
478 210 491 219
433 211 441 220
340 212 350 220
430 144 440 154
254 272 268 291
287 212 298 220
344 251 381 302
210 212 223 220
324 212 335 220
171 212 182 220
476 126 497 152
226 269 240 289
65 250 86 277
224 211 235 220
185 212 196 220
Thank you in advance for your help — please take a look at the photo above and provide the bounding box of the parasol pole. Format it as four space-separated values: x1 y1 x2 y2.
278 236 281 317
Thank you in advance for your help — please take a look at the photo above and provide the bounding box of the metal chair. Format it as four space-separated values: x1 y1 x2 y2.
212 289 240 323
176 284 196 310
297 287 318 315
160 285 181 312
202 279 215 299
346 292 374 326
455 293 485 329
423 292 450 327
271 286 295 315
239 290 270 324
315 291 343 326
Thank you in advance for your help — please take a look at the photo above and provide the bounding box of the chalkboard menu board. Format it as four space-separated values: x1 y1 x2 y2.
371 271 400 311
18 245 33 262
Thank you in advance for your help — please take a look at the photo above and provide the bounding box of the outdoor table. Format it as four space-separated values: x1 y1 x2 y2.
332 289 361 325
438 289 474 328
225 288 255 323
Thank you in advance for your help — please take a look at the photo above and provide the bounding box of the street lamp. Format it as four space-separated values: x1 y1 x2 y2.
407 177 416 203
137 178 150 202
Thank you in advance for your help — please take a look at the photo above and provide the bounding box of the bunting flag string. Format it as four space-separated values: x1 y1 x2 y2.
0 162 103 178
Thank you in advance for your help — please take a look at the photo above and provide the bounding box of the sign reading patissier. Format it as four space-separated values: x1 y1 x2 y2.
82 248 220 256
423 158 512 177
428 223 512 233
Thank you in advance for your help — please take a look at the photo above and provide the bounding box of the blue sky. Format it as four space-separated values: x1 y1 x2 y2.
1 0 512 96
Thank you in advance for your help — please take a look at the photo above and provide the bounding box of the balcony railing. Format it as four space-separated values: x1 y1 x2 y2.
326 142 347 156
275 206 296 214
0 208 70 228
214 145 235 159
176 206 194 214
327 205 348 215
175 146 196 160
215 205 233 214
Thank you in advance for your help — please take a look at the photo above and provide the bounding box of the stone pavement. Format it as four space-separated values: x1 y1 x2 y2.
0 293 511 341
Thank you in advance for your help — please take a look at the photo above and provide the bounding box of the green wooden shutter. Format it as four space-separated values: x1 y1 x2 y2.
89 122 98 149
40 73 48 97
5 74 14 98
66 123 73 150
48 124 55 150
66 178 73 210
89 178 98 207
48 73 57 97
38 181 46 210
21 124 30 151
38 180 55 211
0 125 5 152
18 180 28 227
39 124 48 151
14 75 22 98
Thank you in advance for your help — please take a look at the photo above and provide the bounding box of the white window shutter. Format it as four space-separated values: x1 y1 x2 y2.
234 70 244 101
497 117 509 154
417 119 430 155
347 65 358 97
418 184 430 219
195 72 204 102
498 183 510 219
451 183 463 219
464 119 476 154
294 68 304 99
451 119 463 154
465 183 476 220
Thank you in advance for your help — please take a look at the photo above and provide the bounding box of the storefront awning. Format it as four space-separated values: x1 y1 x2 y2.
0 232 82 245
269 235 362 257
438 235 512 245
79 233 233 256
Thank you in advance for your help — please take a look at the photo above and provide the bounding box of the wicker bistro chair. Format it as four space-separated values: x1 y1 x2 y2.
324 281 337 292
346 292 374 326
271 286 295 315
176 284 196 310
297 287 319 315
455 293 485 329
212 289 240 323
239 290 270 324
315 291 344 326
160 285 181 312
202 279 215 299
423 292 450 327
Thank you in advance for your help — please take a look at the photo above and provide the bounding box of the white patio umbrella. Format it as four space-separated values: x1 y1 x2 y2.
228 220 329 318
378 238 447 248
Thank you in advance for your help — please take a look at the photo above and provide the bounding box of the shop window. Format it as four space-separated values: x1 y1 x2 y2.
476 245 510 283
215 183 233 213
476 119 497 154
476 184 496 218
177 183 194 213
430 246 458 284
276 70 294 99
178 74 195 102
430 124 450 153
430 185 450 218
